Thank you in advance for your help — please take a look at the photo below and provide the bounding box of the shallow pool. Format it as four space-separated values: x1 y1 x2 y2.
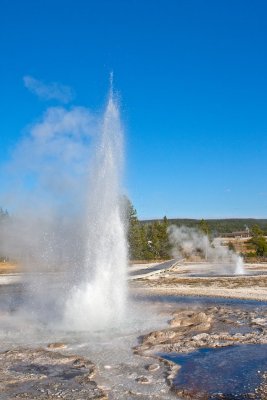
161 344 267 399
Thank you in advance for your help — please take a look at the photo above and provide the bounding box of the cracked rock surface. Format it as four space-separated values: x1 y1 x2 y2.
0 348 107 400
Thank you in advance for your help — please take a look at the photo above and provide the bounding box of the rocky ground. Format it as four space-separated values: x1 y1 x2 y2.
0 348 107 400
1 262 267 399
0 344 176 400
1 302 266 399
128 262 267 398
135 304 267 399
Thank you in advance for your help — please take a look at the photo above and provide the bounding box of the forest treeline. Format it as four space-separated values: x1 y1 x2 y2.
142 218 267 235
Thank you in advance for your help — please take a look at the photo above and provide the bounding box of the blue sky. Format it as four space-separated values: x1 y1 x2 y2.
1 0 267 219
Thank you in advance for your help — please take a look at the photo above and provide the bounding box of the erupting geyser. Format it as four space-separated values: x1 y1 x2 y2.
64 80 128 330
0 77 128 331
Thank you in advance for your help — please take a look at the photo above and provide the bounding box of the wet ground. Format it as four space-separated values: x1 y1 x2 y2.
1 262 267 399
0 348 106 400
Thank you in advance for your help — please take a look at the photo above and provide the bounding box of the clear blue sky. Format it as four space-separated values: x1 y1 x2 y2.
1 0 267 219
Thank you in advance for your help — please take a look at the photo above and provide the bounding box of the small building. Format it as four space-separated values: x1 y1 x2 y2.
220 230 250 239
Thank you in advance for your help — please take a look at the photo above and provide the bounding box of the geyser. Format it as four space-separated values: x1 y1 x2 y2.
64 84 128 330
0 79 128 331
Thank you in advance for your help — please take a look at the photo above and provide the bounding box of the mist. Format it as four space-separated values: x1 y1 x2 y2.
0 91 128 329
168 225 244 275
0 106 96 271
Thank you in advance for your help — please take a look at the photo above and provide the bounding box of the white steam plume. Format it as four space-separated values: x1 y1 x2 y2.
0 106 96 269
23 76 74 103
168 225 244 275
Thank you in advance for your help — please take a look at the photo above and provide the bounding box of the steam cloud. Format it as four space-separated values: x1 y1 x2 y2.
168 225 244 275
23 76 74 103
0 92 126 327
0 105 98 271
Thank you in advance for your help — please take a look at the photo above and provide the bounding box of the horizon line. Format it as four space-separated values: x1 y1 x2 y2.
140 216 267 221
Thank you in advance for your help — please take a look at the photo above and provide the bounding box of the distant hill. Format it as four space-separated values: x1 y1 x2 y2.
141 218 267 235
